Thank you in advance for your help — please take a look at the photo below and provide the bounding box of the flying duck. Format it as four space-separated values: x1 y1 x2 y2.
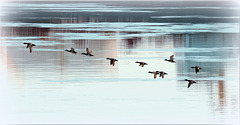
165 55 175 63
81 48 93 56
159 71 168 78
135 61 148 67
65 48 77 55
185 79 197 88
191 66 202 74
106 58 118 66
148 71 160 79
24 42 36 53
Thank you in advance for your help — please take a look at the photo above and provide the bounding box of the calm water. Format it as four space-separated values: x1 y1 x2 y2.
0 1 239 124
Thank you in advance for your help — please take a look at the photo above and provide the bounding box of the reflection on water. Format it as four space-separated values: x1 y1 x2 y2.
0 1 239 124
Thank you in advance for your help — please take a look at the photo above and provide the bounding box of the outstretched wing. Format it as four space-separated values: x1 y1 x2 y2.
24 42 29 48
188 82 191 88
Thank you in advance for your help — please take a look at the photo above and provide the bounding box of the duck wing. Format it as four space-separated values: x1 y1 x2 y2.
89 53 94 56
148 71 153 74
26 43 30 48
24 42 29 48
188 82 191 88
107 58 113 60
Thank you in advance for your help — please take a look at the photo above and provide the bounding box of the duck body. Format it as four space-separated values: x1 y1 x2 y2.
106 58 118 66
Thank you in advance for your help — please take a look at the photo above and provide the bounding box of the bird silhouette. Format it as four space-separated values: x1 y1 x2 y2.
165 55 175 63
135 61 148 67
185 79 197 88
81 48 93 56
24 42 36 53
65 48 77 55
191 66 202 74
106 58 118 66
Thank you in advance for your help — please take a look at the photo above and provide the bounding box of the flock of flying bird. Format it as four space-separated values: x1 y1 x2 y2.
23 42 202 88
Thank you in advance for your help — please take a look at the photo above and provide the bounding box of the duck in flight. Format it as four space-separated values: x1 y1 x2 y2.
165 55 175 63
185 79 197 88
191 66 202 74
135 61 148 67
106 58 118 66
81 48 93 56
159 71 168 78
148 71 160 79
24 42 36 53
65 48 77 55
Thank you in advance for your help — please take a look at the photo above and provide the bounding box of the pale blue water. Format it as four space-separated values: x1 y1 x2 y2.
0 1 239 124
